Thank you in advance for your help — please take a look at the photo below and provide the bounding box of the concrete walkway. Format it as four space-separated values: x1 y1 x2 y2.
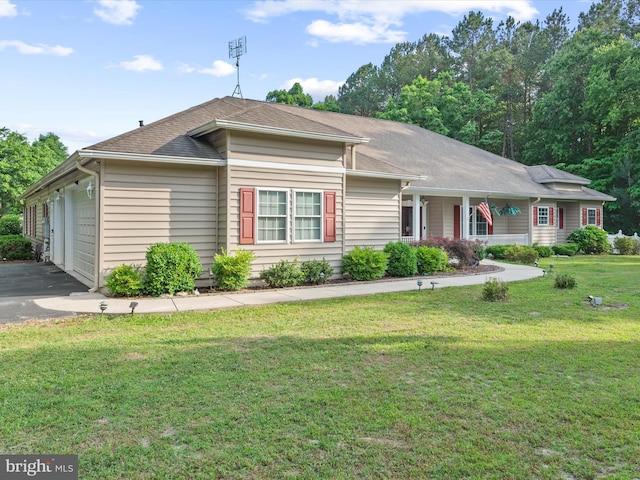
33 260 542 317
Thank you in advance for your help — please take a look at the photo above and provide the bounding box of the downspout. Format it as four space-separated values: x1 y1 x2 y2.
76 159 100 292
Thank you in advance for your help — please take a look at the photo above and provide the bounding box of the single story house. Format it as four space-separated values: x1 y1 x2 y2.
20 96 615 290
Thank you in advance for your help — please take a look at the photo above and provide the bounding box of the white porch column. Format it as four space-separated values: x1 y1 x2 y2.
413 194 421 242
462 196 470 239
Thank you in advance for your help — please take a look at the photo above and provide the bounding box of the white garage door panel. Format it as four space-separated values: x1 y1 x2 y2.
73 189 96 284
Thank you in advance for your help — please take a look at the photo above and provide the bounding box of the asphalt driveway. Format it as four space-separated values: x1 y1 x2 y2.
0 262 88 324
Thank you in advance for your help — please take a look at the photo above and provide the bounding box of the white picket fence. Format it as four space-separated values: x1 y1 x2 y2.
607 230 640 253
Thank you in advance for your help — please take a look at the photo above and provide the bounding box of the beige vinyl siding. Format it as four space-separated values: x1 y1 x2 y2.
532 201 558 246
217 166 228 253
101 160 218 277
230 132 345 166
345 176 400 250
228 165 345 274
442 197 460 238
564 203 581 240
425 196 444 237
504 199 529 235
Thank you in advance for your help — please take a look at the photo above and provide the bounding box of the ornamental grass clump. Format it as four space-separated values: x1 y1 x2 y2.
482 277 509 302
554 273 577 289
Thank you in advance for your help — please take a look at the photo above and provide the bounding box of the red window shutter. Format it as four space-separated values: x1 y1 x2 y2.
582 208 587 226
239 188 255 245
559 208 564 230
453 205 461 238
324 191 336 242
549 207 555 226
533 206 538 226
488 221 493 235
596 208 601 226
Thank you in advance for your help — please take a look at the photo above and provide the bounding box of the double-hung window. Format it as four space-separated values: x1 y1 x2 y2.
257 190 288 242
294 191 322 241
586 208 597 225
537 206 550 226
469 207 488 236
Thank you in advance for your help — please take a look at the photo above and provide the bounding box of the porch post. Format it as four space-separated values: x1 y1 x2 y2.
413 194 420 242
462 196 470 240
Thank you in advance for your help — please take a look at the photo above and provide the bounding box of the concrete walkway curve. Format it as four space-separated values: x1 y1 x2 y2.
33 260 542 317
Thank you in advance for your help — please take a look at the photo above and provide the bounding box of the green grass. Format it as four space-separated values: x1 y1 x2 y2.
1 256 640 479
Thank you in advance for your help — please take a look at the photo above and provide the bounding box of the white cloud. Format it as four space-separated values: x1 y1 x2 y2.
119 54 163 72
285 77 342 100
0 0 17 17
10 122 102 152
181 60 236 77
0 40 73 56
245 0 539 44
94 0 141 25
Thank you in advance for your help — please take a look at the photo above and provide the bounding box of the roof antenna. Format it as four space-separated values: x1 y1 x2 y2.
229 36 246 98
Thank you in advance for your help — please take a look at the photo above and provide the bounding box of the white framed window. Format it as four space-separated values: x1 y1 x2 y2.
537 206 550 226
257 189 288 242
586 208 597 225
468 207 488 236
294 190 322 241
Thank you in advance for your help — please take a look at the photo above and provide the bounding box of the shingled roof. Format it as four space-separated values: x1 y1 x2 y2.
84 96 614 201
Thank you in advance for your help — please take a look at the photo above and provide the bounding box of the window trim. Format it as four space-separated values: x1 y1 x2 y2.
256 188 289 244
468 206 488 236
537 206 550 226
293 189 323 243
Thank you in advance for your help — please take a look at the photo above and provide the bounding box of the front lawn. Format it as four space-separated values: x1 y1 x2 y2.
1 256 639 479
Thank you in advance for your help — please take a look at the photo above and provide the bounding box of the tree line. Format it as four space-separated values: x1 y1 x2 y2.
267 0 640 234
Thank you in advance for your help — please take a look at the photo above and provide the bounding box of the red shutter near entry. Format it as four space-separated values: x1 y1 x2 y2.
582 208 587 226
453 205 461 238
559 208 564 230
239 188 255 245
488 221 493 235
549 207 555 226
596 208 601 226
533 206 538 226
324 191 336 242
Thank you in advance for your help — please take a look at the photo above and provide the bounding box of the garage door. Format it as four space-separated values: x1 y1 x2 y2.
73 188 96 284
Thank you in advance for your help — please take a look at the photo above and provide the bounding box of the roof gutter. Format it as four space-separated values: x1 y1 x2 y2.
77 150 226 167
347 170 426 182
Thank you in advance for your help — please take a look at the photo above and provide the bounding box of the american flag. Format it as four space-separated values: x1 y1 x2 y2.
477 201 493 226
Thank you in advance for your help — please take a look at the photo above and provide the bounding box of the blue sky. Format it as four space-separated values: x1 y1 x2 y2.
2 0 590 153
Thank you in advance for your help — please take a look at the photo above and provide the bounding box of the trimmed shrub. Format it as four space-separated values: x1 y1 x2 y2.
554 273 577 289
0 235 33 261
567 225 610 254
143 242 202 296
0 214 22 236
504 244 538 264
260 259 304 288
484 244 511 260
415 246 446 275
418 236 481 269
301 258 333 285
105 264 143 297
211 248 256 291
341 246 388 281
534 245 554 258
383 241 417 277
614 237 635 255
482 277 509 301
552 243 580 256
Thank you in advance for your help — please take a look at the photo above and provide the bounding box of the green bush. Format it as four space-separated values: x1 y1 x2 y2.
567 225 610 254
614 237 635 255
301 258 333 285
383 241 417 277
482 277 509 301
484 245 511 260
534 245 554 258
504 244 538 264
0 235 33 261
0 214 22 236
415 246 445 274
554 273 577 289
211 248 256 291
105 264 143 297
260 259 304 288
341 246 388 281
552 243 580 256
634 238 640 255
143 242 202 296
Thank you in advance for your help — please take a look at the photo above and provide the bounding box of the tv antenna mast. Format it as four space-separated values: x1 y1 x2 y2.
229 36 247 98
